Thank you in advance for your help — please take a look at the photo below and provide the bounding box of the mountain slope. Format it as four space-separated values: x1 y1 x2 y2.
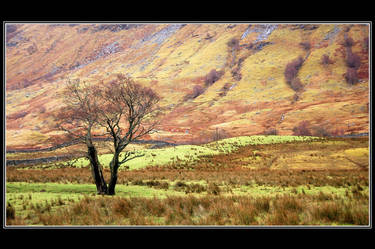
5 23 369 149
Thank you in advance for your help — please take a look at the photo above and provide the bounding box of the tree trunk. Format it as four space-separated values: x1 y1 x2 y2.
87 145 108 194
107 152 119 195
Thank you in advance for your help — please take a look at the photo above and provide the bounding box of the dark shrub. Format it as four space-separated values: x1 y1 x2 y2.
346 50 361 69
284 57 304 84
344 25 352 32
205 69 224 86
6 25 17 33
290 78 303 92
184 85 205 101
299 42 311 51
218 83 232 97
292 121 312 136
246 43 254 50
174 181 188 191
231 67 242 81
227 38 240 50
343 35 355 47
212 128 229 141
345 68 359 85
363 37 369 51
39 106 46 114
8 111 28 120
27 45 37 55
292 93 299 102
264 128 278 135
321 54 334 65
312 126 330 137
192 85 205 98
207 182 221 195
6 203 15 220
331 127 345 136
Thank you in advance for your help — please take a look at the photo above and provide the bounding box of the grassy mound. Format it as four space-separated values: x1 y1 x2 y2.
64 135 321 169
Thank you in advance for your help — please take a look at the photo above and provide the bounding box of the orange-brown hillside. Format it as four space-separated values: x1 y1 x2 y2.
5 23 369 150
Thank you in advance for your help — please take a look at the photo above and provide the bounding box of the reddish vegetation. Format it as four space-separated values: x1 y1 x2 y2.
8 79 34 91
342 35 355 48
321 54 334 65
346 50 361 70
299 42 311 51
290 78 303 92
205 69 224 87
7 111 28 120
292 121 312 136
5 24 369 149
284 57 304 84
227 38 240 50
345 68 359 85
184 85 205 100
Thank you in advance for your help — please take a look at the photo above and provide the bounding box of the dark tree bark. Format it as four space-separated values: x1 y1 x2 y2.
54 79 109 195
87 145 107 194
98 74 160 195
106 151 119 195
56 75 160 196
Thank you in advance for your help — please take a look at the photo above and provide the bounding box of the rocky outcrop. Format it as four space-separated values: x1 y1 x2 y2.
92 24 140 32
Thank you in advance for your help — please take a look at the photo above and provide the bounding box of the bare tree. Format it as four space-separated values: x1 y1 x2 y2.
55 75 160 195
54 79 108 194
98 74 160 195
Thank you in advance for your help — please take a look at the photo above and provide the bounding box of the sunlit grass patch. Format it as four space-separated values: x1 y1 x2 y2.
344 148 369 158
204 135 322 153
6 182 186 199
64 144 221 170
227 184 355 198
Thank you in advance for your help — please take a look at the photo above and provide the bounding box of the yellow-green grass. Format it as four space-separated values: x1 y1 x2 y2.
203 135 322 153
60 135 321 170
7 180 366 201
229 184 368 198
6 182 184 199
63 144 221 170
6 181 186 222
6 180 368 225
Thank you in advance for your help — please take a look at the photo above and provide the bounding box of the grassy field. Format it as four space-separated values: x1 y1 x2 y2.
5 135 370 226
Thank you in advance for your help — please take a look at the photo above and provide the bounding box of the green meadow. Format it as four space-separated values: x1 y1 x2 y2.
61 135 321 170
6 135 369 226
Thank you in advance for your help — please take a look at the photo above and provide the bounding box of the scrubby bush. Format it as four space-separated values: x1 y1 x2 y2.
321 54 334 65
264 128 278 135
342 35 355 47
207 182 221 195
39 106 46 114
290 78 303 92
227 38 240 50
312 126 330 137
284 57 304 84
192 85 205 98
231 67 242 81
212 128 229 142
7 111 28 120
6 203 15 221
6 24 17 33
183 85 205 101
292 93 299 103
346 50 361 69
292 121 312 136
331 127 345 136
345 68 359 85
205 69 224 86
218 83 232 97
299 42 311 51
363 37 369 51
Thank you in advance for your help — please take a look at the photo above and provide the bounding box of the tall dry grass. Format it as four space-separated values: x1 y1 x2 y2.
9 193 368 226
